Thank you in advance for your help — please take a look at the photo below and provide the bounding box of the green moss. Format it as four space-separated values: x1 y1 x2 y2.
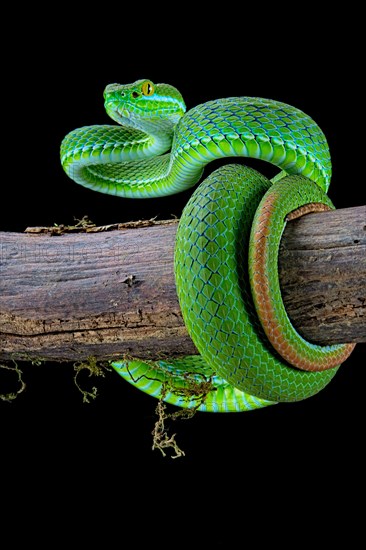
151 375 214 459
0 361 26 402
73 358 111 403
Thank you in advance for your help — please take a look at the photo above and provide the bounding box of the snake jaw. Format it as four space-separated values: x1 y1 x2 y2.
104 93 133 127
108 105 132 127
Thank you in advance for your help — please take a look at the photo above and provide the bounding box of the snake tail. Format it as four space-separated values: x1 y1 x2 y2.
249 175 356 371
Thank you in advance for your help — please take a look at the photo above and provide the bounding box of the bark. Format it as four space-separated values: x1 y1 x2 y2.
0 206 365 362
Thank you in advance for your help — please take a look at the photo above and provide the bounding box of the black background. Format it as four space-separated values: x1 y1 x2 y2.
1 13 364 545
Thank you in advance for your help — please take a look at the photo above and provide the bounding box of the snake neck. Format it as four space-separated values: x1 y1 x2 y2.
61 122 173 162
60 123 174 196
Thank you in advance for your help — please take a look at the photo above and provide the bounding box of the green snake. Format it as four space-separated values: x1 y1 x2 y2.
61 79 355 411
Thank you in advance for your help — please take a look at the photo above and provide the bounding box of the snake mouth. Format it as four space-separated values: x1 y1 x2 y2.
104 99 133 126
116 107 132 124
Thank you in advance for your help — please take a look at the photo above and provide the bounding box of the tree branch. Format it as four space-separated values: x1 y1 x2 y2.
0 206 365 362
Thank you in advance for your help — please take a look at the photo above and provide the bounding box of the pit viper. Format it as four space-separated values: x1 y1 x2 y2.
61 79 355 411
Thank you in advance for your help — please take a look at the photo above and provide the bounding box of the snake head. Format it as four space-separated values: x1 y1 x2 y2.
103 79 186 136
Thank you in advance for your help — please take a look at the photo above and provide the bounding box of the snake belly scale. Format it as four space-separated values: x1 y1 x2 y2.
61 79 354 410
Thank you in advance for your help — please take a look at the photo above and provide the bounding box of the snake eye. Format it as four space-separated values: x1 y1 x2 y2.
141 81 154 96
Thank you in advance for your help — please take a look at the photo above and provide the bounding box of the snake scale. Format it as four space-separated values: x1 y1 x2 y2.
61 79 355 411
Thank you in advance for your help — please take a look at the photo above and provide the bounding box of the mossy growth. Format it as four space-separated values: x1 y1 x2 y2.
0 361 26 402
73 358 112 403
151 373 215 459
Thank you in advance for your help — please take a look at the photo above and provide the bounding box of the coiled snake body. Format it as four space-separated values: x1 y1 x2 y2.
61 80 354 411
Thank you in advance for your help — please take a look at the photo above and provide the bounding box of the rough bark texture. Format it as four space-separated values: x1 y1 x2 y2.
0 206 365 362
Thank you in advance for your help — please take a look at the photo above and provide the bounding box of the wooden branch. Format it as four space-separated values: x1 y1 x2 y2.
0 206 365 362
